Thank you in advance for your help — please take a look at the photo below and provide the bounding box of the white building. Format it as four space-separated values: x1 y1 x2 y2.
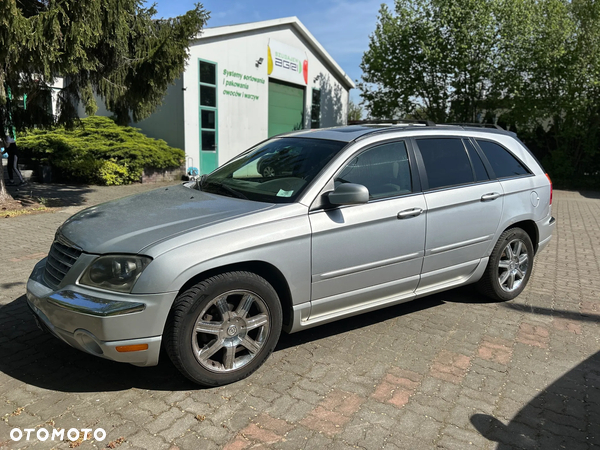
134 17 355 175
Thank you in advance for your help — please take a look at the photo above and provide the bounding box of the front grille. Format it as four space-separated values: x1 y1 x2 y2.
44 235 82 287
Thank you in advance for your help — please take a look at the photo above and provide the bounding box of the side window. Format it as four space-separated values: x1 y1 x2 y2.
463 139 490 181
417 138 474 190
335 141 412 200
311 89 321 129
476 140 530 178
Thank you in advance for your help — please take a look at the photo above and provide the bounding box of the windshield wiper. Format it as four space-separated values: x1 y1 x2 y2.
194 174 207 191
205 181 248 200
220 183 248 199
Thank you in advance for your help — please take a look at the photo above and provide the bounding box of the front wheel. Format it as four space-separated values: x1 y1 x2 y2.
164 272 282 386
477 228 535 301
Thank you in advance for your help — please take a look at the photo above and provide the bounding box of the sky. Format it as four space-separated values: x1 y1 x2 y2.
145 0 395 104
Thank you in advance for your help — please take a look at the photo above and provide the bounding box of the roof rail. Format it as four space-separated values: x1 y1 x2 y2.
348 119 436 127
445 122 504 130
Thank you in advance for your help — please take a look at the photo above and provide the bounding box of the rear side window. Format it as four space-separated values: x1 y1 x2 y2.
417 138 474 190
463 139 490 181
477 140 530 178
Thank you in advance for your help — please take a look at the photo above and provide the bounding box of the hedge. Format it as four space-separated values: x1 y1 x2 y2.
17 116 184 185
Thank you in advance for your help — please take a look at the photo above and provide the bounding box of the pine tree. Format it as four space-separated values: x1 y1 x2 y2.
0 0 209 202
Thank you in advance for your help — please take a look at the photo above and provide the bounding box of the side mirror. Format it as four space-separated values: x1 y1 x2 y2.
328 183 369 205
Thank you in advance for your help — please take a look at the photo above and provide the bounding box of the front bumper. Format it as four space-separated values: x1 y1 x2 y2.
26 259 177 367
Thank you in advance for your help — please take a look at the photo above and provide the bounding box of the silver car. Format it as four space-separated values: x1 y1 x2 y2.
26 123 555 386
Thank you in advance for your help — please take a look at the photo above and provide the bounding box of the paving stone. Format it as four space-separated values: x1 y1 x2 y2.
175 433 219 450
158 414 197 442
109 407 154 433
126 430 170 450
145 407 185 434
405 397 449 423
266 396 314 423
189 422 230 441
0 186 598 449
137 397 172 415
355 406 399 430
440 424 493 448
104 420 141 444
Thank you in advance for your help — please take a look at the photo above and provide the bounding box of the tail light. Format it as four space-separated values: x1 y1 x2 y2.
546 173 553 205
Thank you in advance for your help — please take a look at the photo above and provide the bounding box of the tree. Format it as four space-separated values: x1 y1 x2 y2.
359 0 499 123
0 0 209 202
359 0 600 186
347 99 364 122
495 0 600 178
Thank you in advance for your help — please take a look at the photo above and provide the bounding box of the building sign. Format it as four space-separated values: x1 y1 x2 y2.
222 69 264 101
267 39 308 85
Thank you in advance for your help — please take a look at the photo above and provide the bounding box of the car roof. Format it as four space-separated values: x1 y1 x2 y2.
278 123 517 143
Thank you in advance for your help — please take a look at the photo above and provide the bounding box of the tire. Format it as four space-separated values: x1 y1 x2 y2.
477 227 535 301
262 165 276 177
164 271 283 386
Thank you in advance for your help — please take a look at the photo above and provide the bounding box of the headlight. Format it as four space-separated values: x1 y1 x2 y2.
79 255 152 293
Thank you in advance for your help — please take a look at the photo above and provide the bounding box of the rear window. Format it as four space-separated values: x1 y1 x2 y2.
477 140 530 178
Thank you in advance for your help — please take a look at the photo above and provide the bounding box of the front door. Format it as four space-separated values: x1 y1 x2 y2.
309 141 426 320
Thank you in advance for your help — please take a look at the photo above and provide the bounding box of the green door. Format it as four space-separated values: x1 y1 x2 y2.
268 81 305 138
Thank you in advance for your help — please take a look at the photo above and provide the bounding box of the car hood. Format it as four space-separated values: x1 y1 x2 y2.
58 185 275 254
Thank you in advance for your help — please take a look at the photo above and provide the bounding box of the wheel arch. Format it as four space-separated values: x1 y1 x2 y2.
174 260 294 332
506 220 539 254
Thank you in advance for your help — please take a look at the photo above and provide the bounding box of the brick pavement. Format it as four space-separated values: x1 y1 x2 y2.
0 184 598 449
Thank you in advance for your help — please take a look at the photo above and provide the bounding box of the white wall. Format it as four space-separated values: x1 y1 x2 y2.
50 78 65 118
75 80 185 152
134 77 185 151
183 24 350 170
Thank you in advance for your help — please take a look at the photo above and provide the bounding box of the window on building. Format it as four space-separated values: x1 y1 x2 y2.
311 89 321 129
199 60 217 151
476 140 530 178
417 138 474 190
335 141 412 199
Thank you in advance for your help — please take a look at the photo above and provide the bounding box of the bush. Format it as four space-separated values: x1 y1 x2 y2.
17 116 184 185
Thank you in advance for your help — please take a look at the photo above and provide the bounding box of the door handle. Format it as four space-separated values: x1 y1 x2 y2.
397 208 424 219
481 192 501 201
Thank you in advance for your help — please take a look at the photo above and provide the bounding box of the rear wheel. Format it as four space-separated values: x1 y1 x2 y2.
477 228 534 301
165 272 282 386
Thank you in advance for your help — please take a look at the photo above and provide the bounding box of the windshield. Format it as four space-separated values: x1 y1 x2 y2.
196 137 347 203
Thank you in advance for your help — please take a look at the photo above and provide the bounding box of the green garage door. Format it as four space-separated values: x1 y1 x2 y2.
268 81 305 138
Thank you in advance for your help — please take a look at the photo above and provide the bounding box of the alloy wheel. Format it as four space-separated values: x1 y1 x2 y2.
497 239 529 292
262 166 275 177
191 290 271 373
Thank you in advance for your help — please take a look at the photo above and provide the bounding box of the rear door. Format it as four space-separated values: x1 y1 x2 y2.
309 140 426 320
413 137 503 291
475 138 538 222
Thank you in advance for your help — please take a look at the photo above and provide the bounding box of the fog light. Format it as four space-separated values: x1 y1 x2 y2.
77 332 103 355
116 344 149 353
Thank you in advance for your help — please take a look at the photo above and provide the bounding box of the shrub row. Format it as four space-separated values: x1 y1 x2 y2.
17 116 184 185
